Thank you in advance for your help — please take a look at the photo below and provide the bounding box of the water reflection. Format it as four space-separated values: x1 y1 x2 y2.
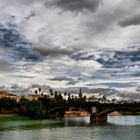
108 115 140 126
0 116 106 131
0 116 140 140
0 116 140 131
64 117 108 126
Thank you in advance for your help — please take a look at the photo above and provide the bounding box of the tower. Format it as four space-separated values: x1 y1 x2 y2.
79 88 82 98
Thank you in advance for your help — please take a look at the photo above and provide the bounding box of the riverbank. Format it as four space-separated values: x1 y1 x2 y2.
108 111 122 116
0 114 30 121
108 111 140 116
64 111 90 117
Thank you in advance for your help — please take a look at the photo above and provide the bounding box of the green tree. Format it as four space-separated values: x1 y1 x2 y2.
64 92 67 96
49 88 54 96
35 90 38 94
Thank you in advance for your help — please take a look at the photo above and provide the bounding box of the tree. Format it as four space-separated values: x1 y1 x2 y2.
83 95 87 102
38 88 43 95
64 92 67 96
38 88 41 93
49 88 54 96
102 95 106 102
19 97 29 115
35 90 38 94
28 100 45 119
68 93 71 97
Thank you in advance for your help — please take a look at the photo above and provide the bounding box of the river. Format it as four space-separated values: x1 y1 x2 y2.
0 116 140 140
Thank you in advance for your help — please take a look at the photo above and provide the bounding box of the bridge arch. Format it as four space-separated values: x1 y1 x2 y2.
48 106 69 114
98 107 140 117
47 106 90 118
48 106 90 113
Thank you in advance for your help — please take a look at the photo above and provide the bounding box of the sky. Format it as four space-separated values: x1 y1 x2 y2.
0 0 140 94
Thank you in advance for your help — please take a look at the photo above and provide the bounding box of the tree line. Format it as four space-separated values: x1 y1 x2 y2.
0 88 88 119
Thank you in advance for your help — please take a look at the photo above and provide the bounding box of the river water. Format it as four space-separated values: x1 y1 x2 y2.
0 116 140 140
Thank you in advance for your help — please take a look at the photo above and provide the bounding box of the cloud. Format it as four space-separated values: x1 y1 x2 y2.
6 84 31 95
31 84 51 91
118 14 140 27
0 86 6 91
47 0 101 13
14 75 35 79
50 76 73 81
0 61 15 72
0 0 140 93
76 60 102 69
33 47 73 57
96 82 135 88
66 80 77 85
0 25 42 62
50 76 78 86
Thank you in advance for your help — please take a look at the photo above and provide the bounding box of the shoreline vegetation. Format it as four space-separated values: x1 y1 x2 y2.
0 114 30 121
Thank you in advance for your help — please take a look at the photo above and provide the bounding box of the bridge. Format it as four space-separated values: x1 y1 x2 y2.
47 103 140 121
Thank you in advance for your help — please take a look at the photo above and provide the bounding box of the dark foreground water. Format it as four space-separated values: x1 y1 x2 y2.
0 116 140 140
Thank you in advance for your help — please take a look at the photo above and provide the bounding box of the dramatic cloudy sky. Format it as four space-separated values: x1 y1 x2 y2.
0 0 140 93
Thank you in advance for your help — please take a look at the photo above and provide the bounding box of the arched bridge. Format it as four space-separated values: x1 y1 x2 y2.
90 103 140 121
47 103 140 121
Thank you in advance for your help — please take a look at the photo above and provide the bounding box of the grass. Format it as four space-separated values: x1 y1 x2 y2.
0 114 30 121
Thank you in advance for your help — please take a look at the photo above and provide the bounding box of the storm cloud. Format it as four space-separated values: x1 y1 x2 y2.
119 14 140 27
33 47 73 57
50 76 73 81
47 0 101 13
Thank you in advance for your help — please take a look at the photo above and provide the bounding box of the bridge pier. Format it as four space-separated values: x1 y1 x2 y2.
90 106 107 122
90 113 107 121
